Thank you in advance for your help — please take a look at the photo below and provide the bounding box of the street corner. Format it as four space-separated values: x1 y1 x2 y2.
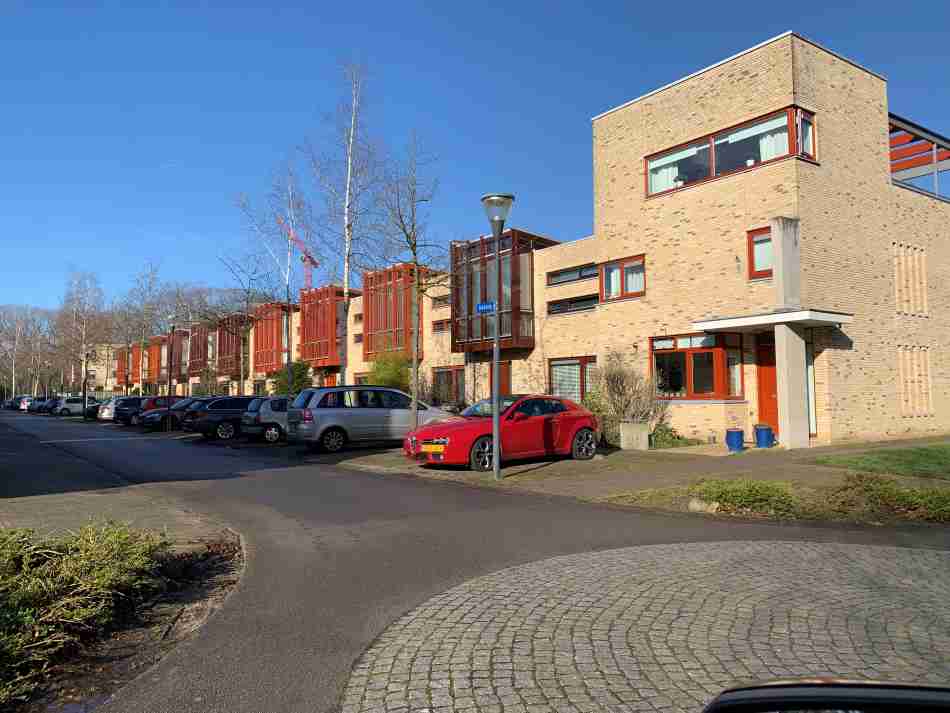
341 541 950 713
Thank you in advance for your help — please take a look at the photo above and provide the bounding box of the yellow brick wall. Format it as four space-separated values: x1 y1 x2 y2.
793 36 950 440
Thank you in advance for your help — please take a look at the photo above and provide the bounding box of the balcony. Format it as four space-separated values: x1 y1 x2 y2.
889 114 950 201
450 229 556 353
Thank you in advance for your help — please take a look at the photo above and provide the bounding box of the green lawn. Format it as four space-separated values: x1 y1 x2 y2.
816 444 950 480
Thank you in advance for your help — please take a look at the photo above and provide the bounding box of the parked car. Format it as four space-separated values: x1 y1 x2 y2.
241 396 290 443
141 397 197 431
38 398 61 414
27 399 47 413
96 397 121 421
17 396 34 412
52 396 97 416
6 396 27 410
183 396 255 440
115 396 180 426
287 386 451 453
403 394 599 471
83 401 102 419
180 398 214 432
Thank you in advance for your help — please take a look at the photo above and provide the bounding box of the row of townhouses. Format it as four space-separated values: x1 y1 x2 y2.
102 33 949 448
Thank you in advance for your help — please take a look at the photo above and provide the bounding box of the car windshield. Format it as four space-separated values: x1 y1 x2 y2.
247 398 263 412
170 399 192 411
461 396 521 418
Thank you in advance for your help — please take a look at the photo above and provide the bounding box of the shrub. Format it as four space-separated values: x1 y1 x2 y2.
829 473 950 522
692 479 798 517
271 361 312 396
584 351 668 447
0 523 169 706
368 351 411 392
650 423 702 449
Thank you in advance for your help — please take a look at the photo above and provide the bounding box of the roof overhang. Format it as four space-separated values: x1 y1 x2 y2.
692 309 853 333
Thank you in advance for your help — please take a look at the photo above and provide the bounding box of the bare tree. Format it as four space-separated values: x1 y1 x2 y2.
0 306 29 398
59 272 107 407
378 133 446 428
305 63 379 384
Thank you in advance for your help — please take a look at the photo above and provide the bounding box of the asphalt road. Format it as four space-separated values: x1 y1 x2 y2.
3 412 948 713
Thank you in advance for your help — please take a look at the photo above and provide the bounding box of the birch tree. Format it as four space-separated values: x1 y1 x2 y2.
306 64 378 385
378 133 445 428
60 272 107 406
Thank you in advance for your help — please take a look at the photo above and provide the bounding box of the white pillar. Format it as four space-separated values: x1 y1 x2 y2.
775 323 810 448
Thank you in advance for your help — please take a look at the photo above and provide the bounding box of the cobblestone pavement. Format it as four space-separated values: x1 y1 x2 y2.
342 541 950 713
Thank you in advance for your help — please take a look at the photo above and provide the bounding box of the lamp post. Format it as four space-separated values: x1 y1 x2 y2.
166 315 175 432
480 193 515 481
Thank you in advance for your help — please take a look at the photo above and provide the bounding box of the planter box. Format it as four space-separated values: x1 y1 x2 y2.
619 422 650 451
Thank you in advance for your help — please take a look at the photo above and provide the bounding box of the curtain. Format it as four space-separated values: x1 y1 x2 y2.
759 127 789 161
604 265 621 298
753 236 773 272
624 263 644 293
551 361 581 402
649 164 678 193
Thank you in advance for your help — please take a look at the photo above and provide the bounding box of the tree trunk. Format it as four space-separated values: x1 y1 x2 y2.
339 71 360 386
410 265 419 430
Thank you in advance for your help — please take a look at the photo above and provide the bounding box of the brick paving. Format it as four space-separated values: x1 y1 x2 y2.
341 541 950 713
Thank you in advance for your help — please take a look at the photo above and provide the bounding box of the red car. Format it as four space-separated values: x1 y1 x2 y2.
404 394 599 471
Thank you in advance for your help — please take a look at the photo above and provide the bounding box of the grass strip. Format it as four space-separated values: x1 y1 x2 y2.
816 444 950 480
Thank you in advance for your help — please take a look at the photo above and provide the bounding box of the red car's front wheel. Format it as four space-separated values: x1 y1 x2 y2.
469 436 493 472
572 428 597 460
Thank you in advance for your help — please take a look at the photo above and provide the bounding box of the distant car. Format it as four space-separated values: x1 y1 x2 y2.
6 396 27 410
53 396 96 416
286 386 451 453
38 398 60 414
114 396 180 426
403 394 599 471
180 397 214 433
241 396 290 443
96 397 121 421
18 396 33 412
83 401 102 419
184 396 255 440
141 397 197 431
27 399 46 413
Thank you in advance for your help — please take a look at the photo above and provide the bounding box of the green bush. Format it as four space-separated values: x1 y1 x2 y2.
368 352 411 392
830 473 950 522
0 523 169 706
581 390 618 446
272 361 312 396
692 479 798 517
650 423 703 449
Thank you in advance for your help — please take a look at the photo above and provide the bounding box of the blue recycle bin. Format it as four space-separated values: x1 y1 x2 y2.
725 428 745 453
754 424 775 448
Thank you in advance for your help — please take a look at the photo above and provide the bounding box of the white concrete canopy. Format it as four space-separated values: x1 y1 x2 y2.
691 309 853 333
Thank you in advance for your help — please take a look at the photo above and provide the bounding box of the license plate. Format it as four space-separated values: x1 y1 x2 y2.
420 444 444 454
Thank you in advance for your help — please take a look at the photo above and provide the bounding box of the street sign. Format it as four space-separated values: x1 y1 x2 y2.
476 301 496 315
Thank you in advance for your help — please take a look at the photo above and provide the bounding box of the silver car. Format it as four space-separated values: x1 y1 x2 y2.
53 396 95 416
241 396 290 443
287 386 451 453
96 397 120 421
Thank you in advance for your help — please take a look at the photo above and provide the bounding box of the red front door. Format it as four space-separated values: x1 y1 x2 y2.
491 361 512 396
756 340 779 435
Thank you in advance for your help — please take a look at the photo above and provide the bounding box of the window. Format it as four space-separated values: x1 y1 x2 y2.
354 373 369 385
354 313 363 323
748 228 773 279
646 107 817 196
353 333 363 343
318 390 356 408
380 391 410 409
358 390 384 408
714 113 789 176
431 294 451 309
547 264 598 286
432 319 451 333
651 333 743 400
549 356 596 402
547 294 599 315
432 366 465 405
798 110 815 158
600 256 645 301
648 139 711 194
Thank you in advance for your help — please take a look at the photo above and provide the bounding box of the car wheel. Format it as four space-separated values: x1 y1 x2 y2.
320 427 346 453
130 415 139 425
571 427 597 461
469 436 493 472
263 425 282 443
216 422 237 441
59 408 68 417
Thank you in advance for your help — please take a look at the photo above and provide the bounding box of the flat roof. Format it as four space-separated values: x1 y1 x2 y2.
592 31 885 122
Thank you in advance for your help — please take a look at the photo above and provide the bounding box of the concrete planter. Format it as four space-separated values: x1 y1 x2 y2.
619 421 650 451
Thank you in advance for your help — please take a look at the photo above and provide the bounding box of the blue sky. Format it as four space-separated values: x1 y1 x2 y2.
2 0 947 309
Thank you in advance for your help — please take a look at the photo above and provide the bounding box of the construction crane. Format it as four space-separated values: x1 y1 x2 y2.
276 215 320 289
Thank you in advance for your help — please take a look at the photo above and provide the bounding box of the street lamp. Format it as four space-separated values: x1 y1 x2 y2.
480 192 514 481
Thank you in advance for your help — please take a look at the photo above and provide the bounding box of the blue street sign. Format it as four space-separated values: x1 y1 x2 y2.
476 301 496 315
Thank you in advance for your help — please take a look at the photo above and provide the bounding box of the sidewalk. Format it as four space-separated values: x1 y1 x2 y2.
322 434 950 501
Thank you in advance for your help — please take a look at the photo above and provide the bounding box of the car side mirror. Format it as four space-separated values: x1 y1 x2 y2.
702 681 950 713
511 411 529 422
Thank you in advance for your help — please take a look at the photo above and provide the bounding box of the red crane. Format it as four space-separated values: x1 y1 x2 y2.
276 215 320 289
